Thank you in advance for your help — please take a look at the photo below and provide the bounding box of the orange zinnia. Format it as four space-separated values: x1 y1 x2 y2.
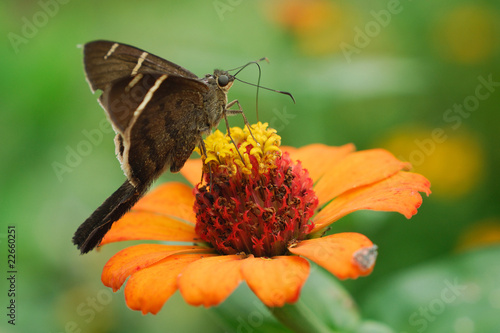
99 122 430 314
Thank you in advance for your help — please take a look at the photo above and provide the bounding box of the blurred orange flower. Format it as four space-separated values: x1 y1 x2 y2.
263 0 352 56
99 123 430 314
456 217 500 252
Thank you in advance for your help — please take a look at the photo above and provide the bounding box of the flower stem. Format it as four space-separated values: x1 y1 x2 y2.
268 300 338 333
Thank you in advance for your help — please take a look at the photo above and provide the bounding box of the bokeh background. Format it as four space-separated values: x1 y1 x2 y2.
2 0 500 332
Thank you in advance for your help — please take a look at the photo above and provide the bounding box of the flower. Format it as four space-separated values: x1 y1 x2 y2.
99 123 431 314
432 4 497 64
263 0 353 56
379 126 484 198
456 217 500 252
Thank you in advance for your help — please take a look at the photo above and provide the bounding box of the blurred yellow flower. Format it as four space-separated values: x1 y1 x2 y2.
432 4 498 64
379 126 484 199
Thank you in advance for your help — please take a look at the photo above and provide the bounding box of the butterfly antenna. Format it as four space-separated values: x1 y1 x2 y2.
233 77 296 104
227 58 295 147
229 58 269 122
254 61 262 122
227 57 269 75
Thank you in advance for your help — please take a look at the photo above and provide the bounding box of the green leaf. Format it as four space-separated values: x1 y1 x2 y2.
361 246 500 333
298 266 361 331
270 265 394 333
210 264 393 332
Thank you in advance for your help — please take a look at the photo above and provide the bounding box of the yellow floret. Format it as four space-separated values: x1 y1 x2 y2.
197 122 282 175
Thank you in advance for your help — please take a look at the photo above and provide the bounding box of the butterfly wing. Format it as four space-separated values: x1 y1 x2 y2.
74 74 209 253
74 42 210 253
83 40 210 185
102 73 210 186
83 40 198 92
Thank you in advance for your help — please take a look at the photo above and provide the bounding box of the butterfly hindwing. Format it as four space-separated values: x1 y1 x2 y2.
100 73 210 185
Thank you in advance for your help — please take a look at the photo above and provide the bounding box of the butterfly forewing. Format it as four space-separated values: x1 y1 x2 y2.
83 40 198 92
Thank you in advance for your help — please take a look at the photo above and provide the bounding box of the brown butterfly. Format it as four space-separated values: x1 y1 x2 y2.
73 41 239 253
72 40 293 254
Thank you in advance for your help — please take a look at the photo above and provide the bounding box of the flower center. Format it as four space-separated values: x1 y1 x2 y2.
193 123 318 257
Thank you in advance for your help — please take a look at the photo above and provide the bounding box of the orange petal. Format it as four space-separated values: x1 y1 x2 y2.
102 244 211 291
178 254 246 307
124 253 216 314
282 143 355 182
312 171 431 231
289 233 375 279
314 149 411 206
241 256 310 307
180 159 203 187
133 182 196 223
100 211 198 245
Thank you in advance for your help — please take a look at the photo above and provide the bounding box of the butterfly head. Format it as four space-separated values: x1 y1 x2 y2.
205 70 235 93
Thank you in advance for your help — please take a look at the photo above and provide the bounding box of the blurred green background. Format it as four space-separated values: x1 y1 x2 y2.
1 0 500 332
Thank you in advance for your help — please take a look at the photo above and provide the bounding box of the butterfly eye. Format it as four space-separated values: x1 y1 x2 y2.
218 75 229 87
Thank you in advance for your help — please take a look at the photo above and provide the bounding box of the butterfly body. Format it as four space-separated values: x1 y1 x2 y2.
73 40 237 254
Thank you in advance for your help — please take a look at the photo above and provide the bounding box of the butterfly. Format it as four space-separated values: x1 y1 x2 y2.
73 40 250 254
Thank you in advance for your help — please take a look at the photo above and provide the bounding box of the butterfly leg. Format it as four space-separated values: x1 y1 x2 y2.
198 140 207 184
223 114 245 163
198 140 214 191
225 99 257 143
